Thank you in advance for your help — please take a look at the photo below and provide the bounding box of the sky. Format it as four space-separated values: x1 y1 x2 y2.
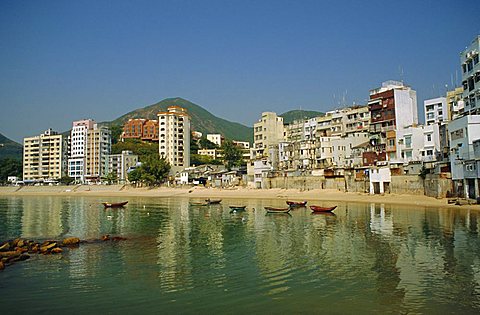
1 0 479 143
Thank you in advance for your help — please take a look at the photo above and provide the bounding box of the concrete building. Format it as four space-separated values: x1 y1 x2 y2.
68 119 111 183
23 129 67 182
253 112 285 161
108 150 138 183
446 87 465 120
367 80 418 162
122 118 159 142
198 148 221 159
460 35 480 115
448 115 480 198
158 106 191 174
206 134 223 147
424 97 447 125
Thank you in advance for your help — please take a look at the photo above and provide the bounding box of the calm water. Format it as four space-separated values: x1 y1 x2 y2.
1 196 480 314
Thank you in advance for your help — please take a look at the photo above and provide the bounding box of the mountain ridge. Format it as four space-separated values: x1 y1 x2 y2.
0 132 23 160
107 97 253 143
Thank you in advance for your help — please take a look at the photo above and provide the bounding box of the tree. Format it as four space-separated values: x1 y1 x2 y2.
109 124 123 145
111 139 159 161
59 176 74 185
102 172 118 185
128 168 142 186
199 137 218 149
221 140 244 170
0 158 22 184
138 155 171 186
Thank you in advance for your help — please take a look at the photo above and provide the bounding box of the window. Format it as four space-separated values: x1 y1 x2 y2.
405 136 412 148
427 149 433 156
427 134 432 142
475 54 479 65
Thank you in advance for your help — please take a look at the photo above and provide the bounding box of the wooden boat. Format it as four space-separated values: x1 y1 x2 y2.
205 199 222 205
309 205 337 213
102 201 128 208
190 202 210 206
229 205 247 211
286 200 307 207
265 206 291 213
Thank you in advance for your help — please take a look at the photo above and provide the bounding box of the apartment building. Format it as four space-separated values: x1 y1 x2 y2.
446 87 464 120
122 118 159 142
206 134 223 146
461 35 480 115
23 129 67 182
368 80 418 162
158 106 191 173
448 115 480 198
108 150 138 183
253 112 284 160
68 119 111 183
424 97 447 125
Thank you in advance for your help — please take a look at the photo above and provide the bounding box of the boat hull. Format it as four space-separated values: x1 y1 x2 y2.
309 205 337 213
102 201 128 208
265 206 291 213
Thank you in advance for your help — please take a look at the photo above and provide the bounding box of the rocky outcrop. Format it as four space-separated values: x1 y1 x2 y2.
0 235 127 272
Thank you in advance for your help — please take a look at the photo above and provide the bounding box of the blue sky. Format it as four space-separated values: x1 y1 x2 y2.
1 0 479 142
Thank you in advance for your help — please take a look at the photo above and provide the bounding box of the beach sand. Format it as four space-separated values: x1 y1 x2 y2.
1 185 478 210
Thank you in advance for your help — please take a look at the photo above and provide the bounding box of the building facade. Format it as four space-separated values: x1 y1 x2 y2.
122 119 159 142
68 119 111 183
461 35 480 115
108 150 138 183
424 97 447 125
253 112 285 161
23 129 67 182
367 80 418 162
158 106 191 174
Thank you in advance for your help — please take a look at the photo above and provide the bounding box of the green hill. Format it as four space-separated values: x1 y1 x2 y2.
108 98 253 143
280 110 324 125
0 132 23 160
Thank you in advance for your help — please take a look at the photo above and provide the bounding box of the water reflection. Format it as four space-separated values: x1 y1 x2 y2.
1 196 480 313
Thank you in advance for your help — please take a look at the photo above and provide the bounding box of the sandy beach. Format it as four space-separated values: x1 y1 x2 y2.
1 184 478 210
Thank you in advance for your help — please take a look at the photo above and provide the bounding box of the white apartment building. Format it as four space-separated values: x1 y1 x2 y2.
108 150 138 183
461 35 480 115
68 119 111 183
23 129 67 182
198 148 221 159
424 97 447 125
206 134 222 146
158 106 191 174
448 115 480 198
253 112 284 160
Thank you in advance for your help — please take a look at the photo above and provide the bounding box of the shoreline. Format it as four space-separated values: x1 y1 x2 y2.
0 185 479 210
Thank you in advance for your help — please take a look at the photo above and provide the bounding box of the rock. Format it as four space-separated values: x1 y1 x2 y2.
0 242 10 251
111 236 127 241
29 244 39 253
62 237 80 246
15 247 28 253
0 251 20 258
101 235 110 241
0 261 4 270
51 247 63 254
17 239 24 248
40 242 57 253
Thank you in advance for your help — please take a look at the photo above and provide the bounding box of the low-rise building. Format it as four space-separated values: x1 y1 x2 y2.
108 150 138 183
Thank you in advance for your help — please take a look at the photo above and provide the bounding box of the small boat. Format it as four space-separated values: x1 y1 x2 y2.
229 205 247 211
309 205 337 213
286 200 307 207
205 198 222 205
190 202 209 206
102 201 128 208
265 206 291 213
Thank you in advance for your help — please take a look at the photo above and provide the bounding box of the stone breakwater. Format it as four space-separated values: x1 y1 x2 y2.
0 235 127 271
